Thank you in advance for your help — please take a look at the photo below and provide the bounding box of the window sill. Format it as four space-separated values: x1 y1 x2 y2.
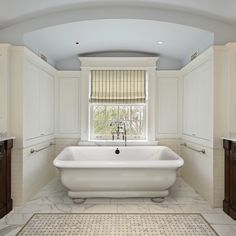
78 140 158 146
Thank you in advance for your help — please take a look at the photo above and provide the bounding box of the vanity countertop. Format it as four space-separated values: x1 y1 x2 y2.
0 137 16 142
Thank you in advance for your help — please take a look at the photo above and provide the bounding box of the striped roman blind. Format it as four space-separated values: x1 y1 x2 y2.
90 70 146 103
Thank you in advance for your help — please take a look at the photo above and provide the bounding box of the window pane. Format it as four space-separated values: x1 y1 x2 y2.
119 106 130 120
90 104 146 140
131 106 143 121
93 106 106 120
130 121 144 135
93 120 107 135
106 106 118 120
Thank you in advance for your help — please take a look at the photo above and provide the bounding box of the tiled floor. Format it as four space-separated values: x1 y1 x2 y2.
0 178 236 236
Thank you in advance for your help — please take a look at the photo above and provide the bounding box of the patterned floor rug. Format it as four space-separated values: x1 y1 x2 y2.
16 213 218 236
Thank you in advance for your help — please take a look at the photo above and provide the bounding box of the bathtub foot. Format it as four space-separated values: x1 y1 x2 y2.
72 198 86 204
151 197 165 203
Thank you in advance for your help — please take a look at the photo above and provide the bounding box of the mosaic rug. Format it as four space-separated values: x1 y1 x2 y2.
16 213 218 236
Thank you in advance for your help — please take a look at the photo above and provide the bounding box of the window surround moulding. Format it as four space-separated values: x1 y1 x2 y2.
78 57 159 69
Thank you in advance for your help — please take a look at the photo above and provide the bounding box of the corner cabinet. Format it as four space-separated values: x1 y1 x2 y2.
0 139 13 218
223 139 236 219
182 53 213 146
10 47 56 148
24 60 54 140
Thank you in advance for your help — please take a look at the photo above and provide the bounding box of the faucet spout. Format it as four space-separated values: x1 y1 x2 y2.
110 120 127 146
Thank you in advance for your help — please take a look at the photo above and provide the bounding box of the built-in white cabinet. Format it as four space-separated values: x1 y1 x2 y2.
10 47 56 147
157 72 180 137
0 44 10 133
24 61 54 140
182 54 213 146
55 72 80 137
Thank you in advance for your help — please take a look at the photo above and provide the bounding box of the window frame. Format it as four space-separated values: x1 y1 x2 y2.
88 103 148 141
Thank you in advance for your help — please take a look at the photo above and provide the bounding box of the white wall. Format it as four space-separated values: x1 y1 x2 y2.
55 71 81 138
156 71 180 138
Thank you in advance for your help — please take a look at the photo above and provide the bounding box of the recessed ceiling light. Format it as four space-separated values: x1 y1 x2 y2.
75 42 80 45
157 41 164 45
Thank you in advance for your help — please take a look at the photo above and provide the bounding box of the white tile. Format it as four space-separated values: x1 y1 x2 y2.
82 204 117 213
110 198 145 204
85 198 111 204
117 204 149 213
180 204 217 214
202 213 236 225
148 204 183 213
212 224 236 236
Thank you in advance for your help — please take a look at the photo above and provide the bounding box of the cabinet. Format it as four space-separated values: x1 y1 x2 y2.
10 47 55 148
223 139 236 219
0 139 13 218
0 45 10 133
24 60 54 140
183 59 213 142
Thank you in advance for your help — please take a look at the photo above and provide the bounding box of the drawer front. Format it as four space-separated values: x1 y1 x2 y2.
0 142 4 160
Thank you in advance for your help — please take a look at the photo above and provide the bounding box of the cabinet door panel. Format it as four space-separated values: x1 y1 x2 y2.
183 72 197 136
196 61 212 140
39 71 54 136
24 61 40 140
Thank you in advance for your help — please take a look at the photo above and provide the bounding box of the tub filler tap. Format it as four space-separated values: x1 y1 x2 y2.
110 120 127 146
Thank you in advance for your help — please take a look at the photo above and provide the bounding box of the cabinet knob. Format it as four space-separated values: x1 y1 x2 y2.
41 133 44 136
192 134 196 136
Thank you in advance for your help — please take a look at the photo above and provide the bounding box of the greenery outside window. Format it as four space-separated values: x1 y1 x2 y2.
90 104 146 140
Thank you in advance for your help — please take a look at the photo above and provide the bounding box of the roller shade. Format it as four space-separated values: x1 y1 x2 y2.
90 70 146 103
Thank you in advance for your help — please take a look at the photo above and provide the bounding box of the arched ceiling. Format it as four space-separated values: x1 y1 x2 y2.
0 1 235 70
24 19 213 67
0 0 235 28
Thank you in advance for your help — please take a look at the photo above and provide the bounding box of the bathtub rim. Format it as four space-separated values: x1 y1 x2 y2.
53 145 184 169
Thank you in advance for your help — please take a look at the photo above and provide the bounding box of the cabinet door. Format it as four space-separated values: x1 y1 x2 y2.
183 72 197 136
195 61 212 140
24 61 40 140
39 70 54 136
0 55 5 132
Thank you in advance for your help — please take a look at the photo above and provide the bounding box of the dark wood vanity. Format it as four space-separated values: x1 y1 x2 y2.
223 138 236 219
0 139 13 218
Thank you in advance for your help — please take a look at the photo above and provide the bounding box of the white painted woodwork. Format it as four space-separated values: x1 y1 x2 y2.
157 74 179 136
0 54 5 132
24 61 54 141
79 57 158 142
56 73 80 135
0 45 10 133
182 55 213 145
24 60 40 140
39 70 54 136
10 46 56 148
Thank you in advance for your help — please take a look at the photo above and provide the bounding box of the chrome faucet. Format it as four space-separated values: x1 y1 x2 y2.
110 120 127 146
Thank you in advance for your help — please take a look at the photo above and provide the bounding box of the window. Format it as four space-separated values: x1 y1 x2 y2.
89 70 147 141
90 104 146 140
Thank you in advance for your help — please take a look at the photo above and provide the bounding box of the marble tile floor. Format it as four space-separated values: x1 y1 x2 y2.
0 177 236 236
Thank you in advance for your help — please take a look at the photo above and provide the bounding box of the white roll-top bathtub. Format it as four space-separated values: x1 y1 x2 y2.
54 146 184 200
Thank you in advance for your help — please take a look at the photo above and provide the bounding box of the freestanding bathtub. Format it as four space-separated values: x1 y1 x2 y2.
53 146 184 200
